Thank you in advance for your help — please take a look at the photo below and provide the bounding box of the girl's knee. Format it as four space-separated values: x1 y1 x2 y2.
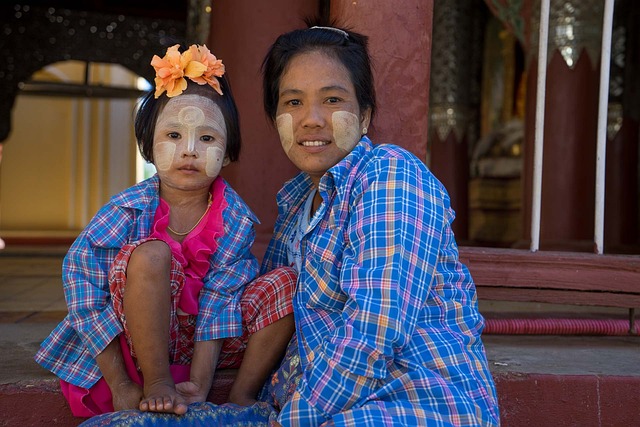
129 240 172 270
241 267 297 330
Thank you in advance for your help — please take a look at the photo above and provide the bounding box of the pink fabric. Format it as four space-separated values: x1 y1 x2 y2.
60 335 190 418
150 177 228 315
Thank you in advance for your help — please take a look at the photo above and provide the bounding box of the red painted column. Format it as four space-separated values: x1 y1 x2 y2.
209 1 319 258
330 0 433 162
210 1 434 258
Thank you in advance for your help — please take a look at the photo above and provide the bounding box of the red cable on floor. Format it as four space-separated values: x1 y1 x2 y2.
484 318 640 336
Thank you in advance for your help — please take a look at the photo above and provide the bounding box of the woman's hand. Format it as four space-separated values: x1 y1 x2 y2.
111 380 144 411
175 380 209 404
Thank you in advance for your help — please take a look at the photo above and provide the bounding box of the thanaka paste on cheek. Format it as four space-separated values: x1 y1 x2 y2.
276 113 294 154
332 111 360 152
178 106 206 152
205 146 224 177
154 142 176 171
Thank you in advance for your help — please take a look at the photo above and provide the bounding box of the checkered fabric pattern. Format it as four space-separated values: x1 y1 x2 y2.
262 137 500 426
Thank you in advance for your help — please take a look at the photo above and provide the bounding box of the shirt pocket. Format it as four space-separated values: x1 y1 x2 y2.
303 228 347 312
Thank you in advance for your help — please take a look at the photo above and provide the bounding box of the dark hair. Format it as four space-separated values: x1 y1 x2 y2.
261 21 376 122
134 75 241 164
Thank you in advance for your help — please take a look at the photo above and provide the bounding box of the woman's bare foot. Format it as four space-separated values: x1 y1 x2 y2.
140 381 188 415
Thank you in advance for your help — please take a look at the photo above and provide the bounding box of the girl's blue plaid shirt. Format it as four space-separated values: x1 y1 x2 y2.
35 175 259 389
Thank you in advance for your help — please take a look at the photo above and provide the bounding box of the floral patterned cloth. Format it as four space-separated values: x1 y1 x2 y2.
78 402 278 427
259 334 302 411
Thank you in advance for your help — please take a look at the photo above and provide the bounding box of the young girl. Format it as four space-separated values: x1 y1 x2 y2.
35 44 295 418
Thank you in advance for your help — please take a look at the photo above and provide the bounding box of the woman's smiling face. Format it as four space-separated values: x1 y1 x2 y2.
275 50 370 186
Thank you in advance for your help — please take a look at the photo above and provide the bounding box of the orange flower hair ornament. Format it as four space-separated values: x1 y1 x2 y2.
151 44 225 98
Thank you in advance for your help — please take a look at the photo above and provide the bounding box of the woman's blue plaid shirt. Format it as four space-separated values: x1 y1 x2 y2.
262 137 500 426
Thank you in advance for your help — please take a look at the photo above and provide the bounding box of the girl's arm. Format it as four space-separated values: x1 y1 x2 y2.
65 204 134 358
196 194 259 342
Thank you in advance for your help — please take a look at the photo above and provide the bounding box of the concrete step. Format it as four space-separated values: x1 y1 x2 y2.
1 322 639 426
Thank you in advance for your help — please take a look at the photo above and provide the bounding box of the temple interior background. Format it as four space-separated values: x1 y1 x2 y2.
0 0 638 256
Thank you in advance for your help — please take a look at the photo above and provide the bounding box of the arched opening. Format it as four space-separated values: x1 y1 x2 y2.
0 60 151 242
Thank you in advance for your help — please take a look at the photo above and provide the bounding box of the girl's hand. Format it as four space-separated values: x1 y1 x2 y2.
176 381 209 404
111 380 144 411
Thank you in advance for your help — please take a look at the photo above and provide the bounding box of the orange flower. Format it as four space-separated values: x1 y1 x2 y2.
186 44 225 96
150 44 226 98
151 45 188 98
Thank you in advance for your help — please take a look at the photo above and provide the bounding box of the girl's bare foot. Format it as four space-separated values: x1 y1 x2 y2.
140 381 188 415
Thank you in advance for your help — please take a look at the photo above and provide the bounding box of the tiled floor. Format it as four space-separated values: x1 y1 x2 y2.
0 245 69 324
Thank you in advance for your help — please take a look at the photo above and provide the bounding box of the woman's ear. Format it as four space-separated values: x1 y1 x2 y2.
222 156 231 167
360 108 372 134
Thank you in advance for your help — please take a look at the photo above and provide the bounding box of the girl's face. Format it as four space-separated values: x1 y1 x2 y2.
153 94 229 192
275 50 370 186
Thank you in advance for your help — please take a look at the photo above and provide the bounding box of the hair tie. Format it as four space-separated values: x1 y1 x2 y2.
309 26 349 39
150 44 225 98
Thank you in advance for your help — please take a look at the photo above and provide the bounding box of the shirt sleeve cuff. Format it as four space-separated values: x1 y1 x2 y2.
79 306 124 357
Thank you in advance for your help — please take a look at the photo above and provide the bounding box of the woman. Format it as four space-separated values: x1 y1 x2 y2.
260 24 500 426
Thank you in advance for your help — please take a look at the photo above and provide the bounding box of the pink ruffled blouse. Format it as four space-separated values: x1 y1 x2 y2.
149 177 228 315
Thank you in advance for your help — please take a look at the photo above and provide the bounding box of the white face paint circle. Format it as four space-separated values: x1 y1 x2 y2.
332 111 360 152
178 106 206 126
276 113 294 154
205 146 224 177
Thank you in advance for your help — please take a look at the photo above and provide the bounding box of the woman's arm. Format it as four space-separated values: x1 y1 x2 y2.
197 215 259 341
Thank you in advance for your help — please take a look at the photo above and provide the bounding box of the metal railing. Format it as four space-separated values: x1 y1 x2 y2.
530 0 616 254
